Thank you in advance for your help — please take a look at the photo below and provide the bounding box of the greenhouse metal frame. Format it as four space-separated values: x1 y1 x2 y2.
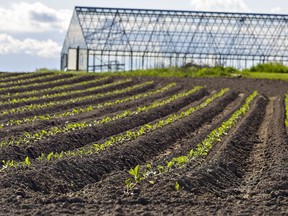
61 7 288 72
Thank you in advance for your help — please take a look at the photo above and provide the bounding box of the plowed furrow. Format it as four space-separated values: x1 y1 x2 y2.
0 75 99 101
0 74 72 93
0 80 152 121
151 92 243 163
235 97 275 199
251 96 288 198
95 94 268 212
0 75 84 96
0 88 208 162
176 96 267 196
0 73 52 85
0 90 233 194
0 78 119 110
0 72 26 80
0 84 183 138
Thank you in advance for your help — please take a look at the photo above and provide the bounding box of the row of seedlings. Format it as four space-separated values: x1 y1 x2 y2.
0 73 68 90
0 81 154 116
35 88 229 164
0 75 100 99
0 86 204 148
1 86 224 169
124 91 259 191
0 77 118 106
0 83 176 128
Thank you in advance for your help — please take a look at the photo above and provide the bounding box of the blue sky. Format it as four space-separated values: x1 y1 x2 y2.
0 0 287 72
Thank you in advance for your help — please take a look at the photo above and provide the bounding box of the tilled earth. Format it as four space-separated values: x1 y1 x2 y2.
0 72 288 215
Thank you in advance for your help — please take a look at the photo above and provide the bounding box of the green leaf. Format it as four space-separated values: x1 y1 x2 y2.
175 181 180 191
189 149 195 157
47 152 54 161
129 165 140 182
148 181 155 185
125 178 132 186
167 161 173 169
25 156 31 166
157 165 164 174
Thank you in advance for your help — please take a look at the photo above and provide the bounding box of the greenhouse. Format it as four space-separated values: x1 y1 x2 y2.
61 7 288 72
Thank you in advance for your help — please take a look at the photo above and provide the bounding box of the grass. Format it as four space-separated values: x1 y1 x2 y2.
97 66 237 78
240 71 288 81
34 66 237 78
11 63 288 81
249 62 288 73
240 62 288 81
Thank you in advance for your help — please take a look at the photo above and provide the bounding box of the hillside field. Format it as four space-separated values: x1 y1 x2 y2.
0 72 288 215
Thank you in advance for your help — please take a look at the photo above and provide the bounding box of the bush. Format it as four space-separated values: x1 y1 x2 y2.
250 62 288 73
194 66 237 77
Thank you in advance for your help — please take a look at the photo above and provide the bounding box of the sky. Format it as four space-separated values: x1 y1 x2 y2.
0 0 287 72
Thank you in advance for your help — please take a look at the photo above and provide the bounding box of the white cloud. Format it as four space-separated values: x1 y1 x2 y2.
270 7 282 13
190 0 250 12
0 33 61 58
0 2 72 33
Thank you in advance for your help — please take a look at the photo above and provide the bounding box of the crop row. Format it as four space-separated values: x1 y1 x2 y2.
0 83 176 129
0 73 26 82
1 88 227 170
0 74 74 95
0 73 51 84
125 91 259 190
0 73 61 90
36 88 228 163
0 75 96 99
0 80 153 116
0 77 118 106
0 86 203 147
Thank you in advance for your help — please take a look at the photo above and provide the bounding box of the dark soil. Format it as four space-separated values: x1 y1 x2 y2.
0 77 155 121
0 75 101 101
0 73 73 93
0 74 288 215
0 72 52 85
0 77 121 110
0 83 183 138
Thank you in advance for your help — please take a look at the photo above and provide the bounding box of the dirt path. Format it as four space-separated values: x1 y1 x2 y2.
237 97 275 199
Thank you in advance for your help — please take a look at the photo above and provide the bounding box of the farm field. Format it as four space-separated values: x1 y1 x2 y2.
0 72 288 215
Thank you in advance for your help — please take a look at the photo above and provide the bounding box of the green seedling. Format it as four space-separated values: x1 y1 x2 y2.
122 90 259 191
129 165 143 182
25 157 31 166
175 181 180 191
0 80 152 116
47 152 54 161
0 82 174 129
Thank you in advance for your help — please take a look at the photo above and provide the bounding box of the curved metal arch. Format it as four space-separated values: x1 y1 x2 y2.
61 7 288 71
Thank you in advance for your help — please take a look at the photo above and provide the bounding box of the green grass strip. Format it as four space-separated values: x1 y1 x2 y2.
241 72 288 81
0 83 176 129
